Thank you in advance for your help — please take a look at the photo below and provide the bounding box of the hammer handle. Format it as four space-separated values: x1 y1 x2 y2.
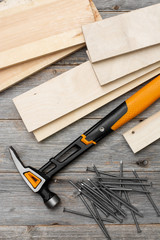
39 75 160 178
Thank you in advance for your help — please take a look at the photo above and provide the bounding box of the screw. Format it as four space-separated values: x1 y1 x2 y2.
99 127 105 132
132 170 160 217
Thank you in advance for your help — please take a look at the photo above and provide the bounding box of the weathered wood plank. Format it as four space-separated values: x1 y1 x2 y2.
0 224 160 240
0 119 160 173
0 172 160 225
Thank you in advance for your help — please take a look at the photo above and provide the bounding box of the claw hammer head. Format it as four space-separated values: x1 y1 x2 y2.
9 146 60 208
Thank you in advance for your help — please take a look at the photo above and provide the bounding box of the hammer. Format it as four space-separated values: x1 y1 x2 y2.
9 75 160 208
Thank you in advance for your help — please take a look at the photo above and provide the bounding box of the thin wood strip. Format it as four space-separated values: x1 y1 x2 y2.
87 51 160 87
0 45 84 92
0 0 101 92
0 0 95 69
33 68 160 141
123 111 160 153
0 28 85 69
82 4 160 63
13 61 160 132
88 44 160 86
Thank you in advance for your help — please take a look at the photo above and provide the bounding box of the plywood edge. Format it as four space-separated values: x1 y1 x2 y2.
123 111 160 153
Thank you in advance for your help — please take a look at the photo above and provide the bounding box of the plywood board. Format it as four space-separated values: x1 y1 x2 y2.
82 4 160 63
33 68 160 141
13 61 160 132
87 44 160 86
123 111 160 153
0 0 101 92
0 45 84 92
0 0 95 69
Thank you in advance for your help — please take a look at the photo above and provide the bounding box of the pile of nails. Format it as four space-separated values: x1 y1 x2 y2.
64 161 160 240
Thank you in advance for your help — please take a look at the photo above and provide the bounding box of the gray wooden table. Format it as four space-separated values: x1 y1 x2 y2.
0 0 160 239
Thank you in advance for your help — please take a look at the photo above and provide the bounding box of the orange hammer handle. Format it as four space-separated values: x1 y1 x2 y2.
111 75 160 131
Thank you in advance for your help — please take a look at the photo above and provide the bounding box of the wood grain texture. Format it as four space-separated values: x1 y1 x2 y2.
124 111 160 153
0 0 101 92
0 225 160 240
33 67 160 141
0 171 160 225
13 61 160 133
88 45 160 86
0 0 95 69
0 45 85 92
83 4 160 63
0 0 160 239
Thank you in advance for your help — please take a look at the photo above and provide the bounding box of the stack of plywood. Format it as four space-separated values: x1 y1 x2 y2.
0 0 100 91
13 4 160 142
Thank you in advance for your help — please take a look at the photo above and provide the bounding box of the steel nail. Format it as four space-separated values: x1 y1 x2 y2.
132 169 160 217
87 167 117 177
63 208 114 223
100 182 152 187
91 201 112 240
80 183 119 215
79 194 111 239
86 179 126 217
99 183 143 217
120 163 142 233
81 181 126 217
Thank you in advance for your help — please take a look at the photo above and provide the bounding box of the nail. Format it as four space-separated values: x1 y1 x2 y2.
79 194 111 239
87 179 126 217
63 208 114 223
118 161 123 209
120 163 142 233
95 177 148 182
80 183 119 215
87 167 117 177
99 183 143 217
110 187 150 194
132 169 160 217
81 181 126 217
100 182 152 187
90 201 112 240
80 185 123 222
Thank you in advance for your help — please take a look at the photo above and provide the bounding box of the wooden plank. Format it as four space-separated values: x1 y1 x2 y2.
1 118 160 173
1 0 160 12
13 61 160 133
82 4 160 63
87 45 160 86
0 45 85 92
0 0 101 92
0 225 160 239
123 111 160 153
0 0 95 69
0 171 160 225
33 67 160 141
